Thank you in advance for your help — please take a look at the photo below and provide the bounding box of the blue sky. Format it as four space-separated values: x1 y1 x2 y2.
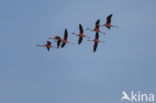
0 0 156 103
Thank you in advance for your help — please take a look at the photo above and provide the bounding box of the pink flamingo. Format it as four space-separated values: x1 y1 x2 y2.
49 35 62 48
88 32 105 52
61 29 73 48
100 14 118 29
36 41 55 51
86 19 105 34
72 24 90 44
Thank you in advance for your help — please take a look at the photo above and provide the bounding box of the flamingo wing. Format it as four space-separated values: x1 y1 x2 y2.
57 40 61 48
63 29 68 40
95 19 100 28
93 42 98 52
78 37 83 44
61 42 66 48
79 24 83 34
95 32 99 39
46 47 50 51
106 14 112 24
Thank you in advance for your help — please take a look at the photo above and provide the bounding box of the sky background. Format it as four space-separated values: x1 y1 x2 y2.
0 0 156 103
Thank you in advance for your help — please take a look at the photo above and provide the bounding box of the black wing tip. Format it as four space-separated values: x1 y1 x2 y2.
61 43 66 48
96 19 100 25
93 49 96 52
61 45 64 48
47 47 50 51
108 14 113 17
78 40 82 44
64 29 68 35
47 41 51 44
65 29 67 32
95 19 100 23
79 24 82 28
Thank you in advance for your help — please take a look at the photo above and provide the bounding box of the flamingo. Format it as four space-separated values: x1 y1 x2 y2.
100 14 117 29
88 32 105 52
86 19 105 34
36 41 54 51
72 24 90 44
49 35 62 48
61 29 73 48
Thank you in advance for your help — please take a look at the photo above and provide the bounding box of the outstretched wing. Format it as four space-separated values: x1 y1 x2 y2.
95 19 100 28
57 40 61 48
61 42 66 48
93 42 98 52
78 37 83 44
63 29 68 40
106 14 112 24
79 24 83 34
46 47 50 51
95 32 99 39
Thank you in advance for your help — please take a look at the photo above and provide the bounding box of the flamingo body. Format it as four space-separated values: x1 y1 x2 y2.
61 29 69 48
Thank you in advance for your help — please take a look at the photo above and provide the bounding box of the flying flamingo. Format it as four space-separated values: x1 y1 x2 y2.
86 19 105 34
72 24 90 44
49 35 62 48
61 29 73 48
100 14 118 29
36 41 55 51
88 32 105 52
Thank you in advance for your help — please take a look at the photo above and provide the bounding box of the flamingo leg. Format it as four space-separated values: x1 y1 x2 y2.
112 25 118 28
48 37 55 40
100 41 105 44
36 45 45 47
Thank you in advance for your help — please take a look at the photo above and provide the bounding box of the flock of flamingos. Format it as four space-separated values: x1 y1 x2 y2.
36 14 117 52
